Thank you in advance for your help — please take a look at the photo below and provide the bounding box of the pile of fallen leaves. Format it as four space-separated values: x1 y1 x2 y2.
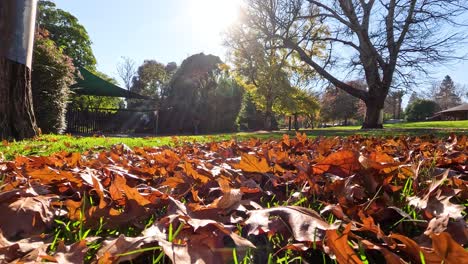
0 134 467 263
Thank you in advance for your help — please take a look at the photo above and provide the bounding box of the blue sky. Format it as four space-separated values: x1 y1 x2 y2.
53 0 468 95
53 0 241 82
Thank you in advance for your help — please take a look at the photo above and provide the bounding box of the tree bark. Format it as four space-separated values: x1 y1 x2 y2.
362 100 384 129
293 113 299 131
264 113 272 131
288 116 292 131
264 100 273 131
0 57 39 140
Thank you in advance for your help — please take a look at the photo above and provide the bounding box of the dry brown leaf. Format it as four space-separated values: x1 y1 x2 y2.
325 224 363 264
390 233 443 263
111 175 150 206
431 232 468 263
210 179 243 209
360 239 403 264
245 206 339 242
408 189 464 220
144 219 254 264
95 235 151 264
27 166 82 186
52 240 88 264
313 150 361 177
0 232 47 263
181 162 212 183
0 195 56 239
359 152 402 173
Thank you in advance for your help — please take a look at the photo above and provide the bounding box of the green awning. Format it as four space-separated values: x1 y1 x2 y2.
70 67 151 100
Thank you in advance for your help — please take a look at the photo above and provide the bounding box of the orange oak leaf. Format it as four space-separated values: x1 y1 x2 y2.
233 153 270 173
325 224 363 264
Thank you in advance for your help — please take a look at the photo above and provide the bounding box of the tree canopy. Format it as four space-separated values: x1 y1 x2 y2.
405 99 439 122
128 60 177 110
159 53 243 134
37 0 96 68
321 85 361 125
235 0 468 128
36 0 121 113
225 16 321 130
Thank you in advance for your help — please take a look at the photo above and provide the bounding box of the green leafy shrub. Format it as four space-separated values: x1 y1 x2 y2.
32 31 75 134
405 99 440 122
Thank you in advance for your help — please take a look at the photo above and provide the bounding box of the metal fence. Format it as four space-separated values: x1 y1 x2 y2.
66 107 157 134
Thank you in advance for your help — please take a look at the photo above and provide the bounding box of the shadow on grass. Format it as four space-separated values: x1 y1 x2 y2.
237 127 468 140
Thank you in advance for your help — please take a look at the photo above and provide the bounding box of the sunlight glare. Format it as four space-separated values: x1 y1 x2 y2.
190 0 242 37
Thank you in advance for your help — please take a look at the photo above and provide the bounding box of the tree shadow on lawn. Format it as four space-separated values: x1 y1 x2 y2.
245 127 468 139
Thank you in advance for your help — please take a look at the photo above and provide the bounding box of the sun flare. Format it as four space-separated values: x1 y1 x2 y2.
190 0 242 36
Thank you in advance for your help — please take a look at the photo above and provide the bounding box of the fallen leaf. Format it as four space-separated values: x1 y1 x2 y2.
53 240 88 264
431 232 468 263
313 150 361 177
0 195 56 239
390 233 443 263
233 153 270 173
325 224 362 264
245 206 339 242
96 235 151 264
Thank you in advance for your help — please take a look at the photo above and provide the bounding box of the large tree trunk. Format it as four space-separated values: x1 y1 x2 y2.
264 100 273 131
293 113 299 131
0 57 39 140
362 99 384 129
0 0 39 140
264 113 272 131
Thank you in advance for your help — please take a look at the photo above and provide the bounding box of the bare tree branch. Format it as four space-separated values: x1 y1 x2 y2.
117 56 136 90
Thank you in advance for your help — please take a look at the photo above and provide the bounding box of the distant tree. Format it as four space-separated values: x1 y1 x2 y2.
239 0 468 128
321 86 361 126
162 53 227 133
204 74 244 132
434 76 462 110
405 99 439 121
237 91 264 131
320 80 366 125
165 62 178 76
225 22 317 130
277 88 320 130
32 30 75 134
117 57 137 90
384 90 404 120
37 0 96 68
129 60 176 109
407 92 420 107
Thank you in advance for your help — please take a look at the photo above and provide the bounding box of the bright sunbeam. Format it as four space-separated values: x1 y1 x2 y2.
189 0 242 38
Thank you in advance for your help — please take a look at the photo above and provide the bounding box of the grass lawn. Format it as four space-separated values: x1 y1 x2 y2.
1 120 467 160
314 120 468 130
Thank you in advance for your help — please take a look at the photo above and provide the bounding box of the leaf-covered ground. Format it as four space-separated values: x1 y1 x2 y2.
0 134 467 263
